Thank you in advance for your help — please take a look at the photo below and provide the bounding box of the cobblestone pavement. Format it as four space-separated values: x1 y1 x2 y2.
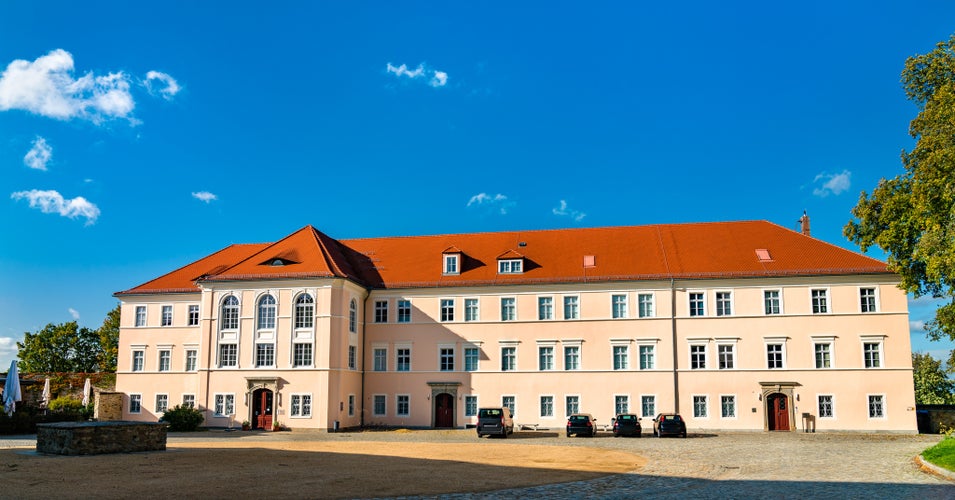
3 429 952 498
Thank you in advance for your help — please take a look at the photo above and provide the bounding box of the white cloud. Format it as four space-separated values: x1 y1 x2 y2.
0 337 19 365
68 308 80 320
192 191 217 203
812 170 851 197
0 49 135 123
145 70 181 100
553 200 586 222
23 136 52 170
910 320 926 332
467 192 512 215
10 189 100 225
386 62 448 88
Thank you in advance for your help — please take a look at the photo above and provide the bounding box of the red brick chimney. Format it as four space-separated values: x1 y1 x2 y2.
798 211 811 237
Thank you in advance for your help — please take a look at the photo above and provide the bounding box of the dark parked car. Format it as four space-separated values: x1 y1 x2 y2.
566 413 598 437
476 407 514 438
653 413 687 438
612 413 642 437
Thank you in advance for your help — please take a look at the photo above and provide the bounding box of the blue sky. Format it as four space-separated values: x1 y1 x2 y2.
2 2 954 369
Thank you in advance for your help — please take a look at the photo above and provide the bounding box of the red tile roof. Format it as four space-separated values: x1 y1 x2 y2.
116 220 890 295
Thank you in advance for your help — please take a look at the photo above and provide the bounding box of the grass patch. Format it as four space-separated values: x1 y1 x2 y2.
922 437 955 472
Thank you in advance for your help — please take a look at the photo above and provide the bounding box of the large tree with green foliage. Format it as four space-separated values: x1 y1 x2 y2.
17 321 103 372
913 353 955 404
97 304 120 372
845 34 955 366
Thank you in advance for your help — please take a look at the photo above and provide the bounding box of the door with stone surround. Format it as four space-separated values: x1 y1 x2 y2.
767 393 789 431
253 388 273 430
435 393 453 428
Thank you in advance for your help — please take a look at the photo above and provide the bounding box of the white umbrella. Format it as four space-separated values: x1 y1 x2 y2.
81 378 91 406
41 377 51 406
3 361 21 415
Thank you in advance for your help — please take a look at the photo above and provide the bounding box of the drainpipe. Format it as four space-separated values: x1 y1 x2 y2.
670 278 679 414
360 288 370 429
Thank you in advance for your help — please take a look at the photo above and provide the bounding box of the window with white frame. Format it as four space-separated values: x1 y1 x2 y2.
565 395 579 416
464 347 479 371
185 349 197 371
158 349 171 372
218 343 237 368
693 395 708 418
396 395 409 417
538 345 554 370
563 296 579 320
564 345 580 370
374 300 389 323
689 292 705 316
373 395 386 416
718 343 735 370
538 296 553 320
615 395 629 414
161 305 173 326
868 394 885 418
397 299 411 323
214 394 235 416
182 394 195 408
465 298 479 322
293 343 313 367
641 395 656 418
638 293 654 318
818 395 834 418
613 345 629 370
440 347 454 371
396 347 411 371
348 345 357 370
540 396 554 417
440 299 455 322
690 343 707 369
863 340 882 368
257 294 276 330
766 343 784 369
715 292 732 316
501 346 516 371
811 289 828 314
348 395 355 416
764 290 781 315
612 294 628 319
639 345 655 370
135 306 147 327
349 299 358 332
721 395 736 418
444 254 459 275
465 396 478 416
498 259 523 274
373 347 387 371
256 343 275 367
502 396 516 417
188 304 200 326
814 340 833 369
155 394 168 413
221 296 239 330
860 287 877 313
295 293 314 328
132 350 144 372
129 394 142 413
290 394 312 417
501 297 516 321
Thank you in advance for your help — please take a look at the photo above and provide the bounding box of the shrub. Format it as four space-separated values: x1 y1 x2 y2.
160 405 204 431
47 397 84 413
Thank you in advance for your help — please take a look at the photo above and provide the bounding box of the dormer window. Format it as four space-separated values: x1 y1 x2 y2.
498 259 523 274
271 259 285 266
442 246 462 275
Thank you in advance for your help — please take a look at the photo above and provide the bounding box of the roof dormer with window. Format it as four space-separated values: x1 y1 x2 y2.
497 250 524 274
442 246 462 275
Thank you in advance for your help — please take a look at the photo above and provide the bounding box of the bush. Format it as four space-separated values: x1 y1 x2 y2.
46 397 90 420
160 405 204 431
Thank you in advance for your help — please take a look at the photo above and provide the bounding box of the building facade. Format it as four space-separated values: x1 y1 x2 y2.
114 220 918 432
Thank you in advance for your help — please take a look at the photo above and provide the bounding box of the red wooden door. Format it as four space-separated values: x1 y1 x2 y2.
253 389 273 430
768 394 789 431
435 393 453 428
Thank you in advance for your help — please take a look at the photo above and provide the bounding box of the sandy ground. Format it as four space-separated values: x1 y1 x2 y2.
0 435 645 499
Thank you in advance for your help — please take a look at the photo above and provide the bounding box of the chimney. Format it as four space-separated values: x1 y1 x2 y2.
798 211 811 237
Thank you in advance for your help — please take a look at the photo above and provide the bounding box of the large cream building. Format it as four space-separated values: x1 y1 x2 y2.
114 220 918 433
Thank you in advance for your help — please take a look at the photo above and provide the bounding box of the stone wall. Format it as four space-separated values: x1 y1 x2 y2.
36 421 166 455
94 392 124 421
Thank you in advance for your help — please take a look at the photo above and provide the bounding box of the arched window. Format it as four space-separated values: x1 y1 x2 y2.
257 294 276 330
295 293 314 329
349 299 357 333
221 295 239 330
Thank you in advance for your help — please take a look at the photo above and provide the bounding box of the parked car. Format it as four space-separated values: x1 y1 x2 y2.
653 413 687 438
566 413 598 437
612 413 642 437
476 407 514 438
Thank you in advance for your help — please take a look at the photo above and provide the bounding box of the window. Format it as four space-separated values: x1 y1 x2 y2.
502 396 516 416
135 306 147 327
689 292 705 316
864 342 882 368
290 394 312 417
349 299 358 332
396 347 411 371
564 346 580 371
498 259 522 274
612 294 628 319
501 346 516 371
641 395 656 418
693 395 708 418
639 345 655 370
690 344 706 369
718 344 734 370
348 345 357 370
613 345 629 370
394 396 407 417
158 350 171 372
293 343 313 367
373 348 387 371
811 289 828 314
563 296 579 320
185 349 197 371
214 394 235 416
815 343 831 369
221 296 239 329
615 395 629 414
818 395 834 418
295 294 314 328
440 347 454 371
397 300 411 323
348 395 355 416
540 396 554 417
182 394 195 408
721 395 736 418
764 290 781 315
440 299 455 322
373 395 386 416
129 394 142 413
538 346 554 371
565 395 579 416
868 395 885 418
257 294 276 329
860 288 877 313
500 298 516 321
256 343 275 367
132 350 144 372
464 347 479 371
374 300 388 323
465 396 478 417
538 296 553 320
715 292 732 316
444 254 459 274
161 305 173 326
767 344 784 369
188 304 200 326
218 343 237 367
638 294 654 318
156 394 168 413
465 298 479 322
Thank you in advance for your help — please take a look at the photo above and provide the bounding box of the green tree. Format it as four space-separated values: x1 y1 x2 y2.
845 34 955 365
17 321 103 373
97 303 120 372
913 353 955 404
